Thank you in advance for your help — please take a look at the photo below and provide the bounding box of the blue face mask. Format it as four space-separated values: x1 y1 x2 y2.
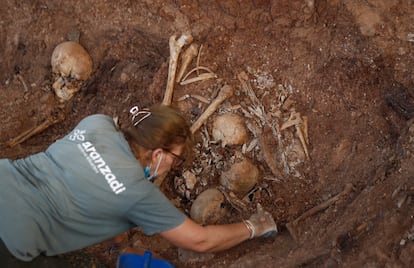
144 166 151 179
144 153 163 181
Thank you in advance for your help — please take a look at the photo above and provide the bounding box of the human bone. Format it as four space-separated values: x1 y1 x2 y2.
212 113 249 147
176 43 199 83
220 156 259 195
190 85 234 134
179 65 217 85
162 33 193 106
182 170 197 190
190 188 228 225
51 41 93 102
281 110 310 160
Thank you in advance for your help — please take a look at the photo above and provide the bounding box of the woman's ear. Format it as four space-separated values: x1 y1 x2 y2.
151 148 164 162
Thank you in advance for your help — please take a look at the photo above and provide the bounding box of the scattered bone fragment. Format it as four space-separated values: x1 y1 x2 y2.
244 138 258 153
247 121 284 178
176 43 199 83
190 188 228 225
220 156 259 195
286 183 355 242
218 186 249 213
237 71 290 174
285 138 306 173
177 94 210 104
190 85 234 134
212 113 249 147
280 111 303 131
51 41 93 102
174 176 186 198
237 72 266 124
15 74 29 93
281 110 310 160
182 170 198 190
281 95 295 111
243 182 273 201
162 33 193 106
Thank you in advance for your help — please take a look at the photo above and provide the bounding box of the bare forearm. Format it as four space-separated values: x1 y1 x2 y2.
160 218 251 253
197 222 250 252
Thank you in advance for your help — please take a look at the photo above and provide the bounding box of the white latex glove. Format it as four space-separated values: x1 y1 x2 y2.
244 203 278 239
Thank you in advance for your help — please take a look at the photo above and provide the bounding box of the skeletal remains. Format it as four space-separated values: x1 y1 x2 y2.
51 41 93 102
160 34 317 241
212 113 249 147
175 43 199 83
6 41 93 147
7 33 221 146
8 34 275 229
281 110 310 160
220 155 259 196
190 85 234 134
286 183 354 242
190 188 228 225
162 34 193 106
162 33 217 106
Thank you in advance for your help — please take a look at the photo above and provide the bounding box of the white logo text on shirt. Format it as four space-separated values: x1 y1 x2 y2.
78 141 126 195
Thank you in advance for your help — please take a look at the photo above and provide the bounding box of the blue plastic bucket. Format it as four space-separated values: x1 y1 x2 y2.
117 251 175 268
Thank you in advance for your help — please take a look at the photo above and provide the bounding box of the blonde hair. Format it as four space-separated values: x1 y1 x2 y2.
122 104 193 163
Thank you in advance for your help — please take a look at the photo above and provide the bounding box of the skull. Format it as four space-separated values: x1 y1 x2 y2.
212 113 249 147
190 188 228 225
220 156 259 195
51 41 93 102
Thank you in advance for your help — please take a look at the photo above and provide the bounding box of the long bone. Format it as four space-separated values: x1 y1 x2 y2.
162 34 193 106
286 183 354 242
190 85 234 134
5 113 65 147
176 43 199 83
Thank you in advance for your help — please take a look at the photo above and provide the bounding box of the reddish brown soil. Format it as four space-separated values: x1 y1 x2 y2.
1 1 414 267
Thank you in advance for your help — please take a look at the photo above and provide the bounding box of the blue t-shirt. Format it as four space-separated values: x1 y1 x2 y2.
0 114 187 261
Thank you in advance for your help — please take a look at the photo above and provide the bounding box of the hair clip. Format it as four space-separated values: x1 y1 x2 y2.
129 106 151 126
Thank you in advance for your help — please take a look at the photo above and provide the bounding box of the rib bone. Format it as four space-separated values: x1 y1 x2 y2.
180 73 217 85
190 85 234 134
162 34 193 106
